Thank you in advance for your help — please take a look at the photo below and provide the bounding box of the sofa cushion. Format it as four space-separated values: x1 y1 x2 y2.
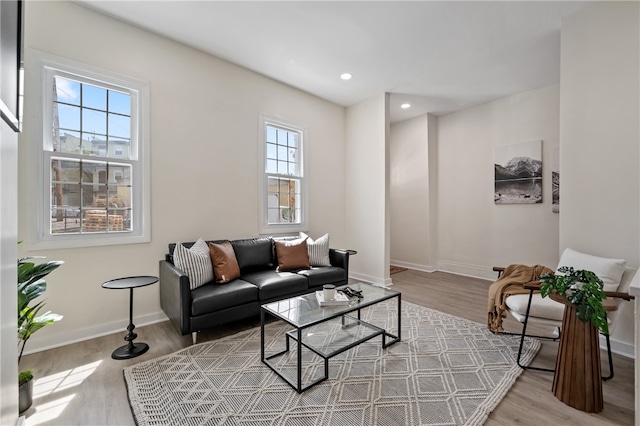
173 238 214 290
242 270 308 301
231 237 274 272
191 279 259 317
275 237 310 271
300 232 331 267
556 248 626 292
209 241 241 283
297 266 347 288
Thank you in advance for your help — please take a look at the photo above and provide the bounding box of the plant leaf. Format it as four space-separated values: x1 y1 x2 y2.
18 260 63 286
18 280 47 310
16 256 64 360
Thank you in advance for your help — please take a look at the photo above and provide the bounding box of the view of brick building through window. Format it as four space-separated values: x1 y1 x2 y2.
50 75 133 234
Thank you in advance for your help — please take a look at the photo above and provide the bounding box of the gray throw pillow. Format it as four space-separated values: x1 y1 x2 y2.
173 238 214 289
300 232 331 267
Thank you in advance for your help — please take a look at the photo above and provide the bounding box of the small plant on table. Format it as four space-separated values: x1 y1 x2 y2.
539 266 607 334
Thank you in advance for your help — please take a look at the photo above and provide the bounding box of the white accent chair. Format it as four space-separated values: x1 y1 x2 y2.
498 248 636 380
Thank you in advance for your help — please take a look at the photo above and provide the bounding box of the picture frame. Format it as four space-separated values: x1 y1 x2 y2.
494 140 543 204
0 0 24 132
551 145 559 213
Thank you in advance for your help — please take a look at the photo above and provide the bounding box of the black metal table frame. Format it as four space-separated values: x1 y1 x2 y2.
261 291 401 393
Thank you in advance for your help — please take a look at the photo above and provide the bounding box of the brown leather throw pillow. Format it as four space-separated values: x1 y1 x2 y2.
208 241 241 283
275 238 310 272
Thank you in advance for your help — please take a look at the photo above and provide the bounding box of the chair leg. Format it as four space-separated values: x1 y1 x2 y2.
515 299 614 380
515 291 531 368
517 289 555 373
602 313 615 381
192 331 197 345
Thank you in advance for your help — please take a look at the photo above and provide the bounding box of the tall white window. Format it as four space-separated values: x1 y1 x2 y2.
259 116 307 233
33 53 150 248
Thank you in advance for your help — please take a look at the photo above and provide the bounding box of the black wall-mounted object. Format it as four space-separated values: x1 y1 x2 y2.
0 0 23 132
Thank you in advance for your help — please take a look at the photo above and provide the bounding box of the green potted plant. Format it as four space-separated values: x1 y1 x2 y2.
17 256 63 413
539 266 608 334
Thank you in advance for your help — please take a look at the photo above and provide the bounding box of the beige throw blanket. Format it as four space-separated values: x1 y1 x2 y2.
487 264 554 333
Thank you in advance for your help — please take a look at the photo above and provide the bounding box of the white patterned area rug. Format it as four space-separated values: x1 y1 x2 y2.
124 301 539 426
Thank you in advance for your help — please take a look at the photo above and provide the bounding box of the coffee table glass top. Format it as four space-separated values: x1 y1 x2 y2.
262 282 399 328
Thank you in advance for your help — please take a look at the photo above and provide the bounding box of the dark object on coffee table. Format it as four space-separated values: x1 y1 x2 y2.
339 286 363 298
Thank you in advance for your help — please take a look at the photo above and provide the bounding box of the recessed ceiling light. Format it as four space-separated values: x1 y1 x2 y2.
340 73 352 80
401 103 411 109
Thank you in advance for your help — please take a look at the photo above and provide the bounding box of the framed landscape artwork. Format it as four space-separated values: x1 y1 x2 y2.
494 140 542 204
552 145 559 213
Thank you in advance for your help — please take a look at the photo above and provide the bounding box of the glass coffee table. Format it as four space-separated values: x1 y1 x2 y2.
260 282 401 393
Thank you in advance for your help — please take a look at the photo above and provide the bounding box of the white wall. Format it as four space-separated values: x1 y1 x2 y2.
19 1 346 352
0 119 19 424
437 85 560 279
345 94 390 285
390 114 437 272
559 1 639 354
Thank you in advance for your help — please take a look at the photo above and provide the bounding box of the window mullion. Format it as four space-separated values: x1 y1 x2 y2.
105 88 109 156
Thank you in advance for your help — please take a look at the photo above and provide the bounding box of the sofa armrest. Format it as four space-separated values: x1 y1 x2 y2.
329 249 357 277
159 260 192 336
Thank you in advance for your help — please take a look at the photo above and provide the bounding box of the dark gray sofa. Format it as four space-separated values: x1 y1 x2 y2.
159 236 353 343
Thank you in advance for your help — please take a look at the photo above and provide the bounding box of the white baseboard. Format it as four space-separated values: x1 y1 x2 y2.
349 272 392 287
600 334 634 359
390 260 436 273
22 311 168 356
436 260 497 281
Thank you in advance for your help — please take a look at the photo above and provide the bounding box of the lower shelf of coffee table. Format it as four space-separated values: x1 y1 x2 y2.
285 315 385 358
261 293 401 393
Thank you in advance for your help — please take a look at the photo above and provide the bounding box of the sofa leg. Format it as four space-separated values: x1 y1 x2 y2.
192 331 197 345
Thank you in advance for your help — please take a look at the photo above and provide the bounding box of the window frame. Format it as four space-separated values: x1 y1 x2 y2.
30 51 150 249
258 114 308 234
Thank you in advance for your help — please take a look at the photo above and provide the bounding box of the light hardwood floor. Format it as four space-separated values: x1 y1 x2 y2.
20 269 634 425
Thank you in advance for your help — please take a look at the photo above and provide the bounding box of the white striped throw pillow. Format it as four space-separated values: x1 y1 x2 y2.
173 238 214 290
300 232 331 267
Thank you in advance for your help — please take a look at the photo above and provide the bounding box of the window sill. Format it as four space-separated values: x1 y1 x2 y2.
30 233 150 251
259 223 308 236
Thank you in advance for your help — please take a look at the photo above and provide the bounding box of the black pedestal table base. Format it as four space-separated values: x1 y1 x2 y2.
102 276 158 360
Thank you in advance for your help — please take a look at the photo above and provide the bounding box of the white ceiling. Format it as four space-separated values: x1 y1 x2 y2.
76 1 590 123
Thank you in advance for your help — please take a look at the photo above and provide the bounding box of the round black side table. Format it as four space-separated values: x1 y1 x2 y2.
102 275 158 360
